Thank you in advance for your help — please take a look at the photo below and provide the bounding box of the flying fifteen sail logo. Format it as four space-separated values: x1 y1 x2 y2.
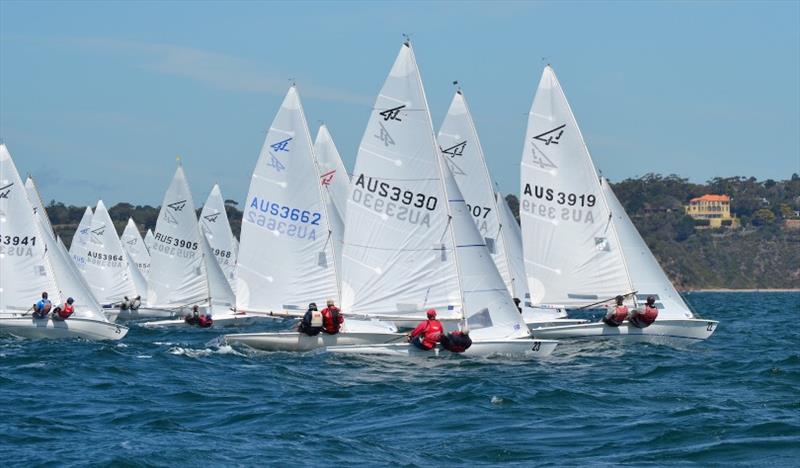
168 200 187 212
270 138 292 152
534 124 566 145
164 199 186 225
268 154 286 172
375 122 396 147
204 212 220 223
379 105 405 121
0 182 13 199
441 141 466 158
530 144 558 170
320 170 336 186
126 238 137 246
91 225 105 236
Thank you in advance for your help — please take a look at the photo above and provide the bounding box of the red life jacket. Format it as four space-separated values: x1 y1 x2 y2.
612 305 628 324
198 316 213 328
321 307 343 334
420 320 443 350
641 305 658 325
58 303 74 319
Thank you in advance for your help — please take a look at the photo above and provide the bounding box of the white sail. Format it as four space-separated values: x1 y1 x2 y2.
144 229 154 253
340 42 461 319
69 206 93 273
520 66 631 308
199 232 235 307
82 200 138 304
24 177 56 240
200 184 238 289
496 192 531 303
22 175 111 319
0 144 61 313
442 161 529 340
236 86 339 312
438 90 527 300
314 124 351 222
601 178 693 319
147 165 207 308
121 218 151 277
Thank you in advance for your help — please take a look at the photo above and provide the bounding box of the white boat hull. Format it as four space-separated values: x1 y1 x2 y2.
224 331 406 352
326 338 558 359
0 314 128 341
531 319 718 345
526 318 589 329
117 307 177 320
141 312 260 328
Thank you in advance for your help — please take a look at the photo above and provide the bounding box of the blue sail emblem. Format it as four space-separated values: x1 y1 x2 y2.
270 138 292 152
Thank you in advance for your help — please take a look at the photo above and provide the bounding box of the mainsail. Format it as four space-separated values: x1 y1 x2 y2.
314 124 350 223
438 89 528 300
602 178 693 319
236 86 339 312
83 200 139 304
0 144 60 313
69 206 94 272
520 66 631 308
340 42 461 319
200 184 238 289
147 165 207 307
121 218 151 277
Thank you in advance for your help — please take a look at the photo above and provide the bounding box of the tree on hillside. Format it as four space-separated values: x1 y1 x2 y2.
752 208 776 226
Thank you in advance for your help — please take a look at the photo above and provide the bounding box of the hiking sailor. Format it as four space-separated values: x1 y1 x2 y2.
628 296 659 328
407 309 444 351
298 302 323 336
52 297 75 320
320 299 343 335
32 292 52 319
602 295 629 327
441 324 472 353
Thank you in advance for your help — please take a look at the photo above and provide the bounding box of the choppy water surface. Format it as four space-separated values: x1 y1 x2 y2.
1 292 798 466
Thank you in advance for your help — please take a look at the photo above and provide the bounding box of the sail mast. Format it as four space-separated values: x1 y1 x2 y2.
409 41 468 321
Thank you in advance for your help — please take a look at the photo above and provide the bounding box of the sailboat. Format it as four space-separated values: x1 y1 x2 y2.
25 177 121 322
121 218 151 277
0 144 128 340
80 200 142 307
224 86 401 351
199 184 238 290
520 66 717 345
140 163 249 326
436 88 578 329
323 41 556 358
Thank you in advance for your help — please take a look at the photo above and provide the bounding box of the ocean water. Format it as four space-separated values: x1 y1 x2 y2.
1 292 798 467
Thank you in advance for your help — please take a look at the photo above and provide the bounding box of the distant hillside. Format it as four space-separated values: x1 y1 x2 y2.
47 174 800 290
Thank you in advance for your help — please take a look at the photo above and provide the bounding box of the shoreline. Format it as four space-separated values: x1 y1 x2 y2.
683 288 800 293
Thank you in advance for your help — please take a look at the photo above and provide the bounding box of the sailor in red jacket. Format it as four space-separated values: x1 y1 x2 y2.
629 296 659 328
602 295 629 327
53 297 75 320
320 299 343 335
408 309 444 351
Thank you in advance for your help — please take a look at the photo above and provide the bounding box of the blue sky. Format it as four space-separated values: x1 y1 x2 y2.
1 0 798 206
